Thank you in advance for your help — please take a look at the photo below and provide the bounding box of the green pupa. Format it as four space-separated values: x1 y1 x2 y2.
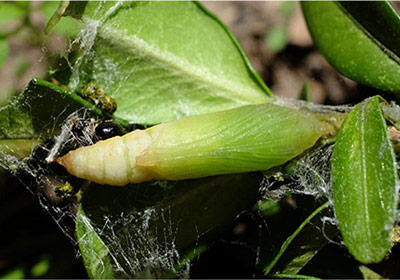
56 103 327 186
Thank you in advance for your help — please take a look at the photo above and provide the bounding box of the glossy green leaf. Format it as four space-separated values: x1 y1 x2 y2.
331 96 399 263
302 1 400 93
338 2 400 59
63 1 273 125
0 40 9 69
76 174 260 278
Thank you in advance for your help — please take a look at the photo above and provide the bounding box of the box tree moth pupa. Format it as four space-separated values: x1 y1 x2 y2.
56 103 330 186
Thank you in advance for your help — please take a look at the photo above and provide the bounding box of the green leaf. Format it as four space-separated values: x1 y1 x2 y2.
42 1 81 37
64 1 273 125
270 205 337 275
302 1 400 93
338 2 400 59
0 2 25 26
76 205 114 279
265 25 288 53
358 265 384 280
76 174 260 278
298 81 311 102
30 256 50 278
0 79 109 140
255 199 281 218
264 202 330 276
0 79 116 161
0 266 24 279
0 40 9 68
176 245 208 272
0 139 41 161
331 96 399 264
13 2 30 11
271 273 321 280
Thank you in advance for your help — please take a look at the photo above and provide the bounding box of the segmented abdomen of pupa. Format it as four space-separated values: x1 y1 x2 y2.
56 103 326 186
56 129 161 186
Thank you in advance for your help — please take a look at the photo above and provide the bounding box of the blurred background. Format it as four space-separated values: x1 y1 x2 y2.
0 1 398 279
